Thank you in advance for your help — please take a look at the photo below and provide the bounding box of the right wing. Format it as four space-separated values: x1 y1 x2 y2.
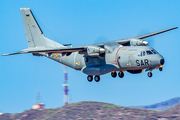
111 26 178 45
132 26 178 39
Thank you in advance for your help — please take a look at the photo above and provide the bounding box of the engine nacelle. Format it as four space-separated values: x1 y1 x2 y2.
127 69 143 74
130 39 148 46
80 46 105 57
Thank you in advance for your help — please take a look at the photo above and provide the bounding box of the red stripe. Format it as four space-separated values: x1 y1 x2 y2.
114 47 122 65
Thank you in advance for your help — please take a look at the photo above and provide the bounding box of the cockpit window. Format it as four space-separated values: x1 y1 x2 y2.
138 51 146 56
151 50 157 54
139 49 157 56
146 50 153 55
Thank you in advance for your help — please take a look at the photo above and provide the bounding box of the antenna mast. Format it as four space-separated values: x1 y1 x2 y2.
62 66 69 105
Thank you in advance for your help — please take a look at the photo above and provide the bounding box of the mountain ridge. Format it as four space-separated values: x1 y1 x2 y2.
131 97 180 111
1 101 180 120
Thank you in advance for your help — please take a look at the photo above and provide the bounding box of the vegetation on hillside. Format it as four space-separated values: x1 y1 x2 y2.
1 101 180 120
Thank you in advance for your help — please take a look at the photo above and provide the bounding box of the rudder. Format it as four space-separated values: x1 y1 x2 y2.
20 8 63 48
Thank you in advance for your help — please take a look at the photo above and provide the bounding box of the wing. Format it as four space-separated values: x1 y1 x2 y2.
109 26 178 46
132 26 178 39
2 47 86 56
2 27 178 56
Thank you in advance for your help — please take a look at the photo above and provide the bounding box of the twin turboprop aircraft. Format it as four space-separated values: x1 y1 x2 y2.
2 8 178 82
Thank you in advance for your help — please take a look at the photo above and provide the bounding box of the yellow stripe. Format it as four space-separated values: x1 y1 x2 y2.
28 17 32 24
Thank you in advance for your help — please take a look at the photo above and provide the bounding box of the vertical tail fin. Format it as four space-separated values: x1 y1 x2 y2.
20 8 64 48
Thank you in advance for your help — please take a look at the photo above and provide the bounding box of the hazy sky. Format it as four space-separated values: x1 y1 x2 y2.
1 0 180 113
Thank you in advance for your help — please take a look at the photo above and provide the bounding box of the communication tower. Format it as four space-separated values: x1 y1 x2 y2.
62 66 69 105
32 91 45 110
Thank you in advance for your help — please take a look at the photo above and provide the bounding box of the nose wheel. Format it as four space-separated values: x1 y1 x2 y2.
146 65 164 78
148 72 152 77
111 71 117 78
118 71 124 78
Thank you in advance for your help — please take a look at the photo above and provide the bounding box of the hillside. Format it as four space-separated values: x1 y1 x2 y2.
131 97 180 111
1 101 180 120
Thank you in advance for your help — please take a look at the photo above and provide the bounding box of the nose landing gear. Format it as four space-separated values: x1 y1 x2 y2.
146 66 163 78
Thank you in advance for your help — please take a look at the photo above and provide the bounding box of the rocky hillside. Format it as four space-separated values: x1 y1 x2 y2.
131 97 180 111
1 101 180 120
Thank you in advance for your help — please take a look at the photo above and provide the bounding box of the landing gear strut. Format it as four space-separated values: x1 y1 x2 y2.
148 72 152 77
118 71 124 78
87 75 93 82
111 71 117 78
94 75 100 82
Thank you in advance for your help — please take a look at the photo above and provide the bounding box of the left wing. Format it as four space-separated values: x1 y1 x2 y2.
2 47 86 56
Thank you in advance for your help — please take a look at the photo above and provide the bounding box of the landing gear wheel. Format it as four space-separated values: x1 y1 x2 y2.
159 67 163 71
111 72 117 78
118 72 124 78
87 75 93 82
94 75 100 82
148 72 152 77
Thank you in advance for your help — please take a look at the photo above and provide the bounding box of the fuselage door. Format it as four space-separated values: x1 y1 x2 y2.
128 54 136 67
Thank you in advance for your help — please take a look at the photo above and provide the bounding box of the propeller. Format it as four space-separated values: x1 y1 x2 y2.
93 36 109 44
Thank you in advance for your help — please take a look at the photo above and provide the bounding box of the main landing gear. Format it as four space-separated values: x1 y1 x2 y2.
111 71 117 78
87 75 100 82
87 75 93 82
111 71 124 78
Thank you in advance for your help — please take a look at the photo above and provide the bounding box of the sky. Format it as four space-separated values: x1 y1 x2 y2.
0 0 180 113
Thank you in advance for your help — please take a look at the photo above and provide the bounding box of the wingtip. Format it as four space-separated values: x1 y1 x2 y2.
1 54 8 56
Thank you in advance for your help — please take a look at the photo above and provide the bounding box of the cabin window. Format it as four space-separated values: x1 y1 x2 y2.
138 51 142 56
142 51 146 56
138 51 146 56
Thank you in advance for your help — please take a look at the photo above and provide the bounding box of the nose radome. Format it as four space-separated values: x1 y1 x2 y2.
160 59 165 65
